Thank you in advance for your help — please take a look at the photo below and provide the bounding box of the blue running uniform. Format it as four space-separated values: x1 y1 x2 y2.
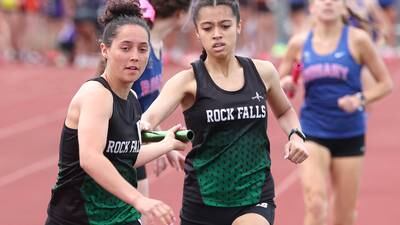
300 25 366 138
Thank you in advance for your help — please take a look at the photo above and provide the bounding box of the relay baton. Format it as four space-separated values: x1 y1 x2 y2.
141 130 195 143
288 62 302 98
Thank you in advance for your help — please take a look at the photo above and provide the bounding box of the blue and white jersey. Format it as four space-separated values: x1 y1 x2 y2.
132 45 162 111
300 25 366 138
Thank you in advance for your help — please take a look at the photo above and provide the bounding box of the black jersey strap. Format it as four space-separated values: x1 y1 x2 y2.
240 57 267 93
190 59 209 90
190 59 203 80
89 76 137 100
89 76 113 91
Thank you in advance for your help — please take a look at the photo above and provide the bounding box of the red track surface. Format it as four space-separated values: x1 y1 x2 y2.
0 60 398 225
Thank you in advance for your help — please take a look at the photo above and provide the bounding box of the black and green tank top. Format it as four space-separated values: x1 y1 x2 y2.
183 56 275 207
47 77 142 225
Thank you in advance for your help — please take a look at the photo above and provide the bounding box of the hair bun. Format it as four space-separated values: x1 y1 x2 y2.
99 0 142 26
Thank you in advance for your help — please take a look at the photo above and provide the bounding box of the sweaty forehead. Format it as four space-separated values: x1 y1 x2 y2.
197 5 235 24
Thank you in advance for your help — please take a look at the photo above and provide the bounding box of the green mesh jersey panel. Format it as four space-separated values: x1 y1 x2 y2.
193 122 271 207
80 161 140 225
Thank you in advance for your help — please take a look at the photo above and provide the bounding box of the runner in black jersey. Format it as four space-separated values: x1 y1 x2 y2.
141 1 309 225
44 1 186 225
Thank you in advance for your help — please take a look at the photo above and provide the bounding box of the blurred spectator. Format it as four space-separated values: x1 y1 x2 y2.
288 0 309 36
378 0 398 47
1 1 398 67
0 6 12 61
72 0 105 68
0 0 23 61
239 0 276 59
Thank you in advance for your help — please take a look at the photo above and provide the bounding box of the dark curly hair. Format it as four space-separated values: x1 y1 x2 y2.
149 0 191 19
99 0 150 47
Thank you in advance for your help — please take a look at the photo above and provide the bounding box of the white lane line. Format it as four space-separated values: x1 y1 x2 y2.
275 169 300 198
0 155 58 188
0 109 65 140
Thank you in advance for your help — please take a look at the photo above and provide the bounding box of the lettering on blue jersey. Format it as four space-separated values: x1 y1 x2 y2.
139 74 162 97
206 105 266 123
303 63 349 83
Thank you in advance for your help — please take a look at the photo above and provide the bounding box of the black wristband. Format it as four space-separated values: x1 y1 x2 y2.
288 128 306 142
356 92 366 107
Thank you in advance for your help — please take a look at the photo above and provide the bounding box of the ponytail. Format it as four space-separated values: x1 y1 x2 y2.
200 48 207 61
343 7 371 33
